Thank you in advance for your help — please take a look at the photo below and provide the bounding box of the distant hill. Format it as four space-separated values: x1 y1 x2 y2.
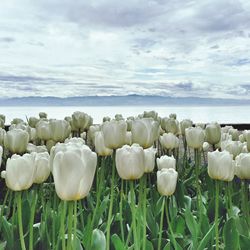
1 95 250 106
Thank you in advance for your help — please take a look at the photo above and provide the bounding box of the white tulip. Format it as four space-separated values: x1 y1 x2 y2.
52 145 97 201
144 147 157 173
0 145 3 166
208 150 234 181
205 122 221 145
36 120 52 141
157 155 176 170
4 129 29 154
131 118 159 148
102 120 127 149
116 144 145 180
185 127 205 149
1 153 36 191
221 140 243 159
33 152 50 184
235 153 250 179
94 131 113 156
50 119 71 142
160 133 179 150
0 128 6 146
180 119 193 135
157 168 178 196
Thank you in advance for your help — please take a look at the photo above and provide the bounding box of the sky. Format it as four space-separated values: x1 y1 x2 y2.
0 0 250 99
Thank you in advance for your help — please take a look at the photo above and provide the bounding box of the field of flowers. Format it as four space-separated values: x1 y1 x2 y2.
0 110 249 250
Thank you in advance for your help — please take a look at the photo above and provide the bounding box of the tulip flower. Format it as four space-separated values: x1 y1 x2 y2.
159 133 179 150
52 145 97 201
228 128 239 141
157 168 178 196
0 128 6 146
72 111 93 132
27 143 48 153
1 153 36 191
36 120 52 141
116 144 145 180
64 137 85 145
208 150 234 181
102 120 127 149
235 153 250 179
0 114 5 123
131 118 159 148
94 131 113 156
221 140 243 159
103 116 111 122
11 118 24 125
115 114 124 121
88 125 100 145
180 119 193 136
185 127 205 149
142 110 158 120
161 117 179 134
39 112 47 119
157 155 176 170
33 152 50 184
144 147 157 173
4 129 29 154
50 119 71 142
28 117 39 128
205 122 221 146
0 118 4 128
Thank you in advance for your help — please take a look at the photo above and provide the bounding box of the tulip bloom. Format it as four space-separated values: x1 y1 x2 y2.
208 150 234 181
0 128 6 146
144 147 157 173
52 145 97 201
157 155 176 170
1 153 36 191
131 118 159 148
36 120 52 141
161 117 179 134
235 153 250 179
159 133 179 150
102 120 127 149
185 127 205 149
205 122 221 145
4 129 29 154
49 119 71 142
221 140 243 159
116 144 145 180
72 111 93 132
94 131 113 156
157 168 178 196
180 119 193 135
33 152 50 184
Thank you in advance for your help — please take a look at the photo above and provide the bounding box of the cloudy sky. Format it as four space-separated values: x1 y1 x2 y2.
0 0 250 99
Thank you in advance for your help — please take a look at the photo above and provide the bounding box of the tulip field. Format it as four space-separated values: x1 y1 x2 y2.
0 111 250 250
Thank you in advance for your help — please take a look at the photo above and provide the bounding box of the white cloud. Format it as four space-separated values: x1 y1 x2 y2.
0 0 250 99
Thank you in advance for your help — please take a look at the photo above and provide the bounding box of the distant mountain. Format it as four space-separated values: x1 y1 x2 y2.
1 95 250 106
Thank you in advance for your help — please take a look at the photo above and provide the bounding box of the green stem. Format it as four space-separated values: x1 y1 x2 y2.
0 189 10 231
29 188 38 250
73 201 77 250
194 149 201 216
106 151 116 250
157 197 165 250
59 201 66 250
67 201 74 250
138 176 144 249
142 176 147 250
165 197 178 250
227 182 232 218
130 181 138 250
215 180 219 250
241 180 249 227
52 191 57 249
17 192 26 250
119 179 125 242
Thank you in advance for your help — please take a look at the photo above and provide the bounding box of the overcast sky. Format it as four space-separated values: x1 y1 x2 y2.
0 0 250 99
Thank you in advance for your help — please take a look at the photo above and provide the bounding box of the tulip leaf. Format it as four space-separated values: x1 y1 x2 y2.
171 215 185 235
223 217 239 250
1 216 14 249
234 217 249 237
184 207 198 247
111 234 126 250
197 223 215 250
239 234 250 250
91 229 106 250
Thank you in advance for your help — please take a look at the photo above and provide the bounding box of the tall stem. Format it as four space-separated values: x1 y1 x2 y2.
0 189 9 231
119 179 125 242
130 181 138 250
67 201 74 250
29 188 38 250
106 151 116 250
73 201 77 249
157 197 165 250
59 201 66 250
194 149 201 216
142 176 147 250
17 192 26 250
165 197 178 250
215 180 219 250
227 182 232 218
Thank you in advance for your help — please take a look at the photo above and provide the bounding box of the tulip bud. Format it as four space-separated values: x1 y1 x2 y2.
157 168 178 196
157 155 176 170
185 127 205 149
52 145 97 200
102 120 127 149
28 117 39 128
103 116 111 122
0 118 4 128
143 110 158 120
203 142 210 151
36 120 52 141
169 113 177 120
228 128 239 141
235 153 250 179
27 143 48 153
33 152 50 184
4 129 29 154
221 140 243 159
131 118 159 148
11 118 24 125
94 131 113 156
239 134 245 143
116 144 145 180
88 125 100 145
180 119 193 136
0 128 6 146
2 153 36 191
50 119 71 142
159 133 179 150
208 150 234 181
72 111 93 132
115 114 124 121
0 114 6 123
64 137 85 145
144 147 156 173
205 122 221 145
161 117 179 134
39 112 47 119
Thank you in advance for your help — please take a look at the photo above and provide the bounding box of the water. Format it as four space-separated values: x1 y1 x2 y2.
0 105 250 124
